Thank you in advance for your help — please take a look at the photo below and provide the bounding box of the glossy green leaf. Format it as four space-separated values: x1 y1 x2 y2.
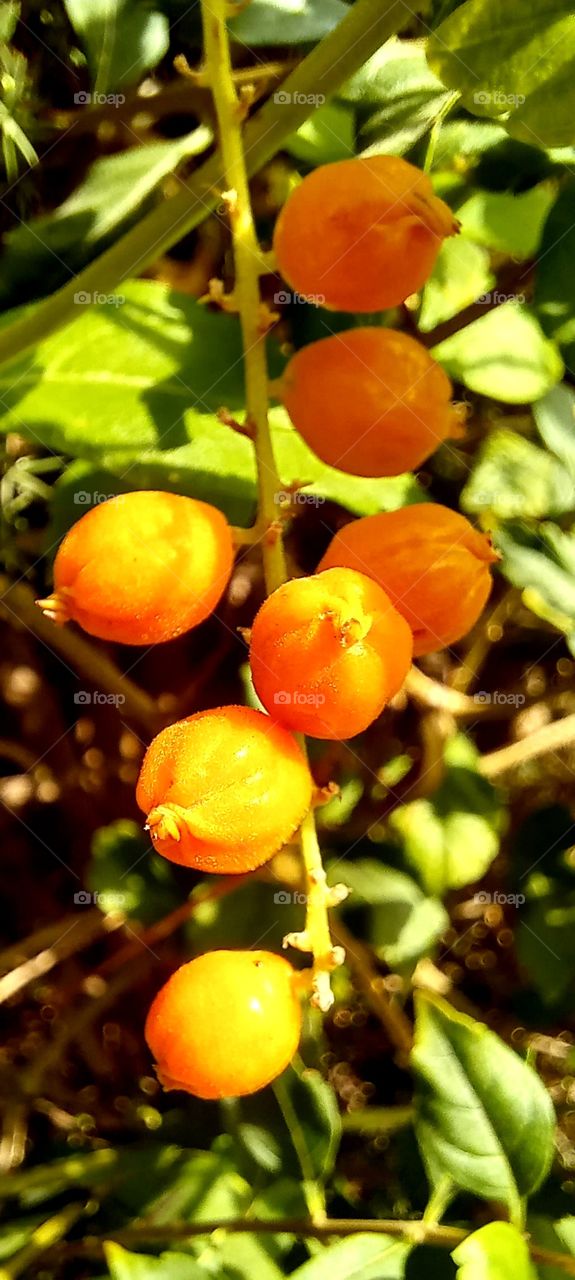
494 520 575 654
452 1222 537 1280
432 303 563 403
346 38 451 155
105 1243 207 1280
286 101 355 166
534 183 575 373
412 993 555 1214
428 0 575 147
0 283 423 527
229 0 348 46
457 184 556 260
0 138 211 308
289 1234 410 1280
329 860 448 970
274 1066 341 1184
86 820 179 924
390 734 504 897
62 0 169 91
528 1216 575 1280
418 237 494 333
461 428 575 519
534 384 575 477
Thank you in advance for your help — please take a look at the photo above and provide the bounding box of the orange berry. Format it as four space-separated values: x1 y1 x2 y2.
281 328 463 477
249 568 413 739
319 505 496 656
273 155 458 312
146 950 302 1098
136 705 312 872
36 491 234 645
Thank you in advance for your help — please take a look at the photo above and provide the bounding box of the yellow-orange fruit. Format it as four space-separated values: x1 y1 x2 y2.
37 490 234 645
281 328 463 477
319 505 496 656
136 705 312 872
249 568 412 738
273 155 458 312
146 950 302 1098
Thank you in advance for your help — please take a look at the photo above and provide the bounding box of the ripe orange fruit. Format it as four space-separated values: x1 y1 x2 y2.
36 491 234 645
249 568 413 738
319 505 496 656
136 705 312 872
281 328 463 477
273 155 458 312
146 950 302 1098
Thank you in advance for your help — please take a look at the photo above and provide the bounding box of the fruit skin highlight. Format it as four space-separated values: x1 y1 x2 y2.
249 567 413 739
273 155 458 313
136 705 313 872
281 328 463 477
319 505 496 656
146 950 302 1099
37 490 234 645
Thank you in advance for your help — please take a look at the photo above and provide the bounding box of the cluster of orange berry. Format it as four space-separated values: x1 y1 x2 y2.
37 156 496 1101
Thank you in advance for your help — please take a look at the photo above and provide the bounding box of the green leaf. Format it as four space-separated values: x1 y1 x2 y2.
452 1222 537 1280
432 302 563 403
105 1243 207 1280
494 520 575 652
86 820 179 924
534 183 575 372
412 992 555 1216
390 734 504 897
62 0 169 92
418 237 494 333
274 1065 341 1185
344 38 451 155
289 1234 410 1280
427 0 575 147
528 1216 575 1280
534 384 575 478
286 101 356 167
229 0 348 46
456 184 556 260
0 283 424 527
461 428 575 519
328 860 448 971
517 889 575 1006
0 138 211 308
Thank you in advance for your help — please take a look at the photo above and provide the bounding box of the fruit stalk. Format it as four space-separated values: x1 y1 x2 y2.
200 0 339 1009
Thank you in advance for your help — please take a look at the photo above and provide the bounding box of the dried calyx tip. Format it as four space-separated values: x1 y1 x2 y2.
35 591 71 625
147 803 189 844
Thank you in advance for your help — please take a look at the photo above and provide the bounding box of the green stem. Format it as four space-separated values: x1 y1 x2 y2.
200 0 348 1009
0 0 422 370
57 1218 575 1276
200 0 286 591
273 1076 327 1224
0 1204 85 1279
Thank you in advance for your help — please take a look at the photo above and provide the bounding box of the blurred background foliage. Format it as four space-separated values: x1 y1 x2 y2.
2 0 575 1277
